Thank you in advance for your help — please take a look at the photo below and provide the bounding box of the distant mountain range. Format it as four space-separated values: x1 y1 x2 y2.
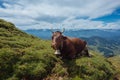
24 29 120 39
24 29 120 57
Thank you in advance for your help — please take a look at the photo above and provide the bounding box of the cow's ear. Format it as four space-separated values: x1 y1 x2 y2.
51 28 54 33
61 28 65 33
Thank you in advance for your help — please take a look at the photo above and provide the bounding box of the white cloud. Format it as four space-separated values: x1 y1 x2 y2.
105 21 120 29
0 0 120 30
2 17 119 30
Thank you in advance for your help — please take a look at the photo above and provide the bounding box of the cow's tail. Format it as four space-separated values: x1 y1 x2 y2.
84 40 87 46
84 40 88 51
83 40 90 57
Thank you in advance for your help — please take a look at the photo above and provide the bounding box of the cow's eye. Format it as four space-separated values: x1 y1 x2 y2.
54 34 57 36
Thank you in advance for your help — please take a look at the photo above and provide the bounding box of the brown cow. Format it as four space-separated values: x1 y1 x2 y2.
51 29 90 59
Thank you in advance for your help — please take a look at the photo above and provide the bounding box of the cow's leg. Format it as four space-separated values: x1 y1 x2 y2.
68 51 76 59
75 52 81 57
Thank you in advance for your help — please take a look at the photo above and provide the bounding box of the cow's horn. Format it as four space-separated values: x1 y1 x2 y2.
61 28 65 33
51 28 54 33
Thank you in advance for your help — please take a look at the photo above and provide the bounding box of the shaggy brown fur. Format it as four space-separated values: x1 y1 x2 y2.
51 31 90 59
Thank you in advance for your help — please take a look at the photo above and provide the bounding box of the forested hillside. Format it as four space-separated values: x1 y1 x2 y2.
0 19 120 80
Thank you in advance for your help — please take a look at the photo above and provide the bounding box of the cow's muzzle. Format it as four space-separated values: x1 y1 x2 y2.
51 42 58 50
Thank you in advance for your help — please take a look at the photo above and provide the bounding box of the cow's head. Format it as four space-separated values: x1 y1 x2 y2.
51 29 65 51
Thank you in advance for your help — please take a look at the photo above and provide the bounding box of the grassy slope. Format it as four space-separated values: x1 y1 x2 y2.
0 19 119 80
0 19 56 80
108 56 120 80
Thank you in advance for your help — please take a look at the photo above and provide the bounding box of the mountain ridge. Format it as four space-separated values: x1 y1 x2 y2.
24 29 120 39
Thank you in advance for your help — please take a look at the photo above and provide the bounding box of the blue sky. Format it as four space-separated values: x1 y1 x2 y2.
92 8 120 22
0 0 120 30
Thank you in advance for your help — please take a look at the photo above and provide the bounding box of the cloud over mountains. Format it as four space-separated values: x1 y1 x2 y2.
0 0 120 29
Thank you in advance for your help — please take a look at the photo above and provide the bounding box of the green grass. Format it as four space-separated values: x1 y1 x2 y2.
0 19 119 80
108 56 120 80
